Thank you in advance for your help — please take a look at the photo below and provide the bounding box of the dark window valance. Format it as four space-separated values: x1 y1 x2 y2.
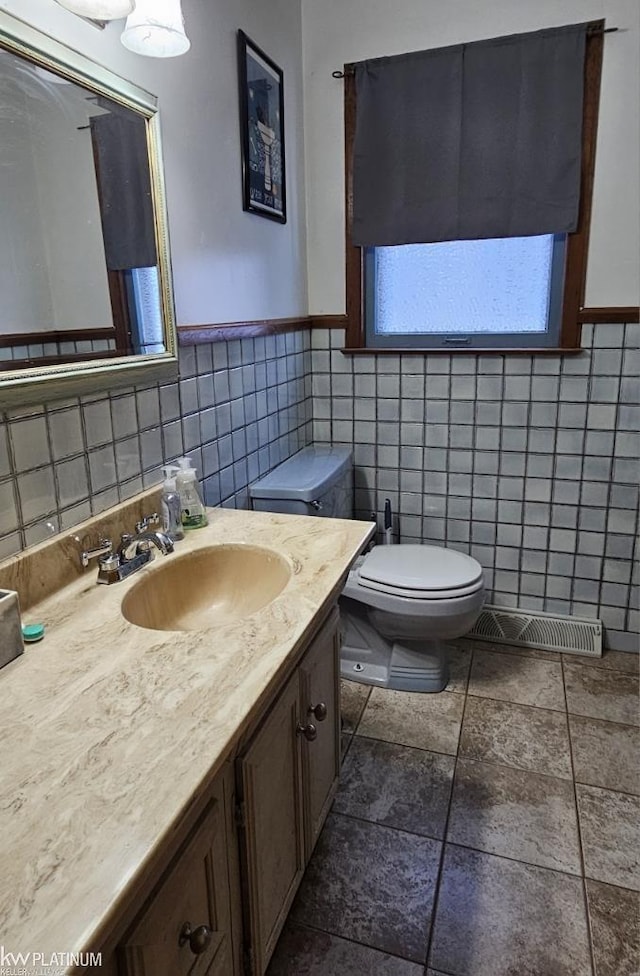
352 23 588 247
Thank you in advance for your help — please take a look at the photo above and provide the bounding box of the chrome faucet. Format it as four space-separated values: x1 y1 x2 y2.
118 514 174 563
118 529 174 562
78 513 174 585
108 513 173 583
80 538 113 569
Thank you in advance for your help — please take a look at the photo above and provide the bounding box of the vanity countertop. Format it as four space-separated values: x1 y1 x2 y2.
0 508 374 966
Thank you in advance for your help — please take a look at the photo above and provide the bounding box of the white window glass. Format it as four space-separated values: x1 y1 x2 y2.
375 236 554 333
130 266 164 354
366 234 565 349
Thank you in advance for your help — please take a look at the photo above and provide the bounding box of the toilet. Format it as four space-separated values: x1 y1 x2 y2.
249 445 485 692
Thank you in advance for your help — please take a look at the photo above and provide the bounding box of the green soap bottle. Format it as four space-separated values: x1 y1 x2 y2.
176 456 208 530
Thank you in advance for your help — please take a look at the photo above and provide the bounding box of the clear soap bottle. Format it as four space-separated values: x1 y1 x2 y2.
176 456 208 530
160 465 184 542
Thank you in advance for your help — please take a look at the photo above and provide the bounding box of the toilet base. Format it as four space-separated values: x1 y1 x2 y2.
340 599 450 693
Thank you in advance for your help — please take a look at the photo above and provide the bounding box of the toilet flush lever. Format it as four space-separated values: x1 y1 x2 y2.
308 499 323 512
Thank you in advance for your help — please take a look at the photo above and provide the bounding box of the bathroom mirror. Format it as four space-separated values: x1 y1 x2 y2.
0 14 178 406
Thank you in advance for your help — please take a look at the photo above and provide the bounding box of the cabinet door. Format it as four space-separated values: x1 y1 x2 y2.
118 775 234 976
237 671 305 976
298 608 341 859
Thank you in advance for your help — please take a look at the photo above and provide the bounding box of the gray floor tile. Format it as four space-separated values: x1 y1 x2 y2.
429 845 592 976
341 679 371 733
564 662 639 727
267 921 423 976
459 696 573 779
290 813 441 963
443 643 472 694
468 648 566 710
341 732 354 760
569 714 640 795
458 637 561 661
341 731 354 760
341 679 371 759
564 650 640 675
358 687 465 756
286 647 637 976
586 879 640 976
334 736 454 839
447 758 581 874
577 784 640 891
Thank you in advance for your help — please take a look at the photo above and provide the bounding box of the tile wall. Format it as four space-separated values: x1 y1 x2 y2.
0 321 636 652
0 336 116 363
312 323 639 652
0 330 312 559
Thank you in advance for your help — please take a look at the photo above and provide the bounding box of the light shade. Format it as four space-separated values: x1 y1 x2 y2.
55 0 134 19
121 0 190 58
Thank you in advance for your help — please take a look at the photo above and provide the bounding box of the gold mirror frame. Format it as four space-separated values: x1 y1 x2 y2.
0 13 179 408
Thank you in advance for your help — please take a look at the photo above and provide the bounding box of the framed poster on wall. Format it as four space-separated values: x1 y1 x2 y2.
237 30 287 223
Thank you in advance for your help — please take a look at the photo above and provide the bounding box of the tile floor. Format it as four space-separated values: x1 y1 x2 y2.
267 639 640 976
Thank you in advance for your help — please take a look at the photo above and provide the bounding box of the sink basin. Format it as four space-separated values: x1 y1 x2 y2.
121 544 292 632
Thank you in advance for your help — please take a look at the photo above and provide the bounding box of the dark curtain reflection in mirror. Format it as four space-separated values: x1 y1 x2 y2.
0 48 165 371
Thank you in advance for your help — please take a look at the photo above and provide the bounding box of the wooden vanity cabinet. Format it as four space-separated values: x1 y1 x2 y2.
95 607 340 976
299 608 341 859
236 669 305 975
116 766 240 976
236 607 341 975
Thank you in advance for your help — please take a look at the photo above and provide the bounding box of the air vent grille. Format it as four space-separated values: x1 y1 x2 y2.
467 605 602 657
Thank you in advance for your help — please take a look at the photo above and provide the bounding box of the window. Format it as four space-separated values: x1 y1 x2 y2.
127 266 165 355
365 234 567 349
344 24 604 352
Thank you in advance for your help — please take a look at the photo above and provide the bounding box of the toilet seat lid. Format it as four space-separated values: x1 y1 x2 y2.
359 545 483 597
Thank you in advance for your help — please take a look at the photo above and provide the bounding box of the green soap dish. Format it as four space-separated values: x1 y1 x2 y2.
22 623 45 643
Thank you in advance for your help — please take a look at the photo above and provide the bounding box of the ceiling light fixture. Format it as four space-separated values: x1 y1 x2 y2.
54 0 134 19
121 0 190 58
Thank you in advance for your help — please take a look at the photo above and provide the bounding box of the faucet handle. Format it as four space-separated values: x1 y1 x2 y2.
80 538 113 569
135 512 160 534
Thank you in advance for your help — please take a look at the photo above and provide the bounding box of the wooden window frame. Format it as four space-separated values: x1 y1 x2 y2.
343 22 605 353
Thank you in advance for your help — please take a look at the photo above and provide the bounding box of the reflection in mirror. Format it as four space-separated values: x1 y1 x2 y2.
0 14 177 406
0 46 165 370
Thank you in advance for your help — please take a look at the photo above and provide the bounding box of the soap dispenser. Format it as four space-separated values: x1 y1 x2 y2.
160 465 184 542
176 456 208 530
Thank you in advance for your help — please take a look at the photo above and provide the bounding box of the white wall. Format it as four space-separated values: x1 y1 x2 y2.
3 1 636 329
0 0 308 327
301 0 640 313
30 81 113 332
0 57 114 334
0 81 55 333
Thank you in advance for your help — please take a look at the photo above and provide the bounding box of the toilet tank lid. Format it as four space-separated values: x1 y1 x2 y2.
360 544 483 592
249 445 353 502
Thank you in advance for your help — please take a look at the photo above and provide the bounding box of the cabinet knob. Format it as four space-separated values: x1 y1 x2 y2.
296 722 318 741
179 921 213 955
309 702 328 722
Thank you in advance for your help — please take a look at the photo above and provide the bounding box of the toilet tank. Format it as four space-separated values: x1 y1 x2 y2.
249 445 353 518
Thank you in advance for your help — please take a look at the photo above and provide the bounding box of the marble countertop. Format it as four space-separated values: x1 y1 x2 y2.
0 508 373 965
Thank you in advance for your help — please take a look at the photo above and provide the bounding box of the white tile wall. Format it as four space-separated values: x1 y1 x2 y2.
312 323 639 652
0 322 636 653
0 330 313 561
